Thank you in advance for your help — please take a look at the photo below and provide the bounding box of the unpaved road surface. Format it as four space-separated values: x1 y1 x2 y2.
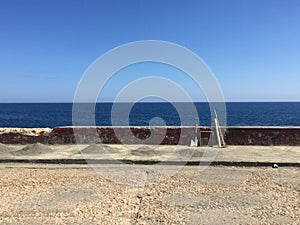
0 165 299 225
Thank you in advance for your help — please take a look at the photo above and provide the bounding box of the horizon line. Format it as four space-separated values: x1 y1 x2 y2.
0 100 300 104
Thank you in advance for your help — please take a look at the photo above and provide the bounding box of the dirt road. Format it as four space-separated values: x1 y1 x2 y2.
0 164 299 225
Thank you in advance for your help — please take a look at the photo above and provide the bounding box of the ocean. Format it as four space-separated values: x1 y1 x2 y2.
0 102 299 128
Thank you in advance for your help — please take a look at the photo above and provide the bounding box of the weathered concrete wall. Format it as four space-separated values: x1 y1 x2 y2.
225 126 300 146
51 127 212 145
0 126 300 146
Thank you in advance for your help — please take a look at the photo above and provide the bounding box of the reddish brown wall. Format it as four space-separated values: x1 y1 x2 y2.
0 126 300 146
224 126 300 146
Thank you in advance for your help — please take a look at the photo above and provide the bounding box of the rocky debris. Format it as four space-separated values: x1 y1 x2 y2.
273 163 279 168
0 128 52 144
0 128 52 136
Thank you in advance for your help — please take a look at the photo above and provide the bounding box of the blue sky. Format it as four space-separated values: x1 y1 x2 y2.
0 0 299 102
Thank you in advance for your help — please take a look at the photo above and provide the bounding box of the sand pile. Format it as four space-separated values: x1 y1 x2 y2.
130 146 157 157
176 148 204 158
0 143 13 155
0 143 12 151
80 144 119 155
12 143 55 156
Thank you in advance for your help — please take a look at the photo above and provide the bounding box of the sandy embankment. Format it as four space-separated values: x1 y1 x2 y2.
1 142 300 166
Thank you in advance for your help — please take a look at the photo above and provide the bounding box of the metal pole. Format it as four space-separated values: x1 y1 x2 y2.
195 117 199 146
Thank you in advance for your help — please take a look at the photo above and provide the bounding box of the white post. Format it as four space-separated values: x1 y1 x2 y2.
214 110 226 147
214 118 222 148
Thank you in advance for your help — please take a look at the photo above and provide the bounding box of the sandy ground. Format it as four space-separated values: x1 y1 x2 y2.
0 143 300 164
0 164 299 225
0 143 299 224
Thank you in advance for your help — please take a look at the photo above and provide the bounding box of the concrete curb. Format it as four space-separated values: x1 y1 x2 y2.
0 159 299 167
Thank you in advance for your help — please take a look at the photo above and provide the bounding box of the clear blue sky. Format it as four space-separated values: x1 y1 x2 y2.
0 0 299 102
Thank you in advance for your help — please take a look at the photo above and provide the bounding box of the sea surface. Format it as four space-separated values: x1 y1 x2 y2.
0 102 299 128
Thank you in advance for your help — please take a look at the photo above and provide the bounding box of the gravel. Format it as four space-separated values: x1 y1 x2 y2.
0 166 299 225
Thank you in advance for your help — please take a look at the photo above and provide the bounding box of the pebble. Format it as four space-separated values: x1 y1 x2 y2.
0 167 298 224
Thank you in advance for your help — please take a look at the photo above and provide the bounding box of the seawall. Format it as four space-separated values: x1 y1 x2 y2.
0 126 300 146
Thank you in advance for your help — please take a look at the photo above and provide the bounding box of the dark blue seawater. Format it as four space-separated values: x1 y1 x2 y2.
0 102 299 128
